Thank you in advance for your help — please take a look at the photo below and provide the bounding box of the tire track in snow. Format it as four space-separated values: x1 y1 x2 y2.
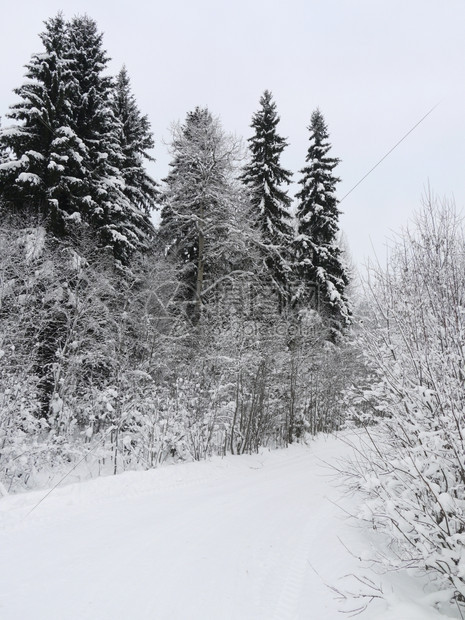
271 520 314 620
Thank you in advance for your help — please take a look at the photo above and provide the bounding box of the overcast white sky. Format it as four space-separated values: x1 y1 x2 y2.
1 0 464 266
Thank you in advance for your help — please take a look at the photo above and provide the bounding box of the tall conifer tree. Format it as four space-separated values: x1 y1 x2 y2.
66 15 153 263
0 13 154 263
112 66 159 215
294 109 350 333
159 107 240 322
242 90 293 296
0 13 74 227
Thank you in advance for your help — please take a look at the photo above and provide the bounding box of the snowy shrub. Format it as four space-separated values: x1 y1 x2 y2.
346 196 465 608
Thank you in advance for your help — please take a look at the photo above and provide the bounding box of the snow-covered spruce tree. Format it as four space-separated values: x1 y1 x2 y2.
0 14 158 423
112 66 159 215
66 15 154 264
0 14 154 264
159 107 242 324
0 13 83 420
346 196 465 609
294 109 350 335
241 90 293 299
0 13 81 231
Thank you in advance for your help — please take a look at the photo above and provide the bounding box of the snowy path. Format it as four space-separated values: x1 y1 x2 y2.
0 436 451 619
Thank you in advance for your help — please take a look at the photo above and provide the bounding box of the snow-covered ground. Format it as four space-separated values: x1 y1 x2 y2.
0 434 458 619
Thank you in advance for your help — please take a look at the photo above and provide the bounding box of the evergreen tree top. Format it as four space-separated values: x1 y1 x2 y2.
296 108 341 227
246 91 290 173
113 64 158 215
114 65 155 160
249 90 281 131
39 12 67 55
242 90 292 244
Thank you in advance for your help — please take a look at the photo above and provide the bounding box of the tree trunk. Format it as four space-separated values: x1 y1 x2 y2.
193 206 205 324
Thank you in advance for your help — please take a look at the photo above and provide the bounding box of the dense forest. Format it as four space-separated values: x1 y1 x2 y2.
1 13 465 609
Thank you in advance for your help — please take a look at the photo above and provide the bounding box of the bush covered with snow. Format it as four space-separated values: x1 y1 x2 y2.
346 197 465 608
